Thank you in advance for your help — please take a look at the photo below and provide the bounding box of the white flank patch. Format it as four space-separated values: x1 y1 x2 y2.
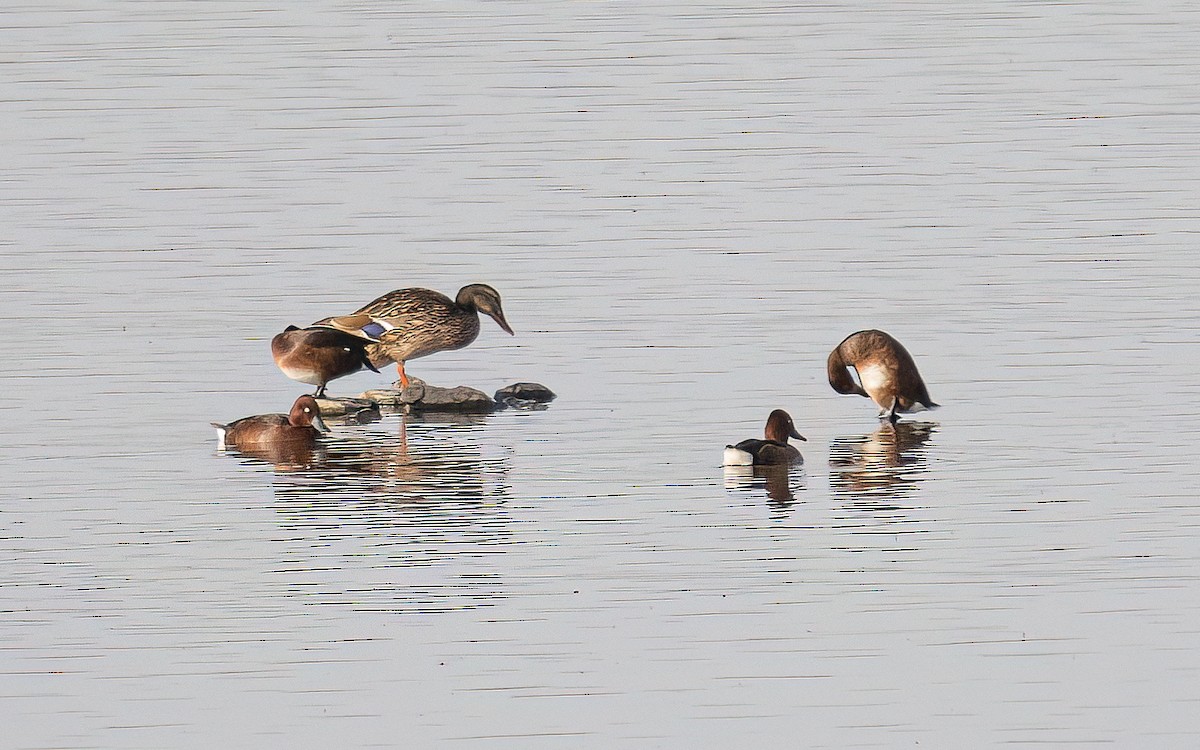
723 446 754 466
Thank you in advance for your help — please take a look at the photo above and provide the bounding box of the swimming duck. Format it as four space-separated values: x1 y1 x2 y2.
827 329 938 424
315 284 513 388
271 325 380 398
211 394 330 450
723 409 807 466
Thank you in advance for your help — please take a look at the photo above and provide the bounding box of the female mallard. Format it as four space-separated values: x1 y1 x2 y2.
316 284 513 388
827 330 938 424
271 325 380 398
723 409 807 466
211 394 329 450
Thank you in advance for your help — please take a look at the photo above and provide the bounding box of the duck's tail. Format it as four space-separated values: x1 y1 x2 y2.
210 423 229 450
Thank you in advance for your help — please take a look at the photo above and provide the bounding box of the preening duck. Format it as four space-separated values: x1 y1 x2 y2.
827 329 937 424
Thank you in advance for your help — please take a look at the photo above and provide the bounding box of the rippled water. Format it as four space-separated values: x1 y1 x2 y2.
5 1 1200 747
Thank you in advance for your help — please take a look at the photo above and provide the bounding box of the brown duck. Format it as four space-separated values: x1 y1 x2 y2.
271 325 380 398
723 409 807 466
827 329 938 424
211 394 329 450
316 284 513 388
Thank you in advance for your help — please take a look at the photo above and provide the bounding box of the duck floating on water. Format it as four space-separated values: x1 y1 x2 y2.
211 394 329 450
723 409 807 466
316 284 514 389
827 329 938 424
271 325 380 398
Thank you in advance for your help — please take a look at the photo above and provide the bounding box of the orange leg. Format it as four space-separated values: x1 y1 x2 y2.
397 361 409 389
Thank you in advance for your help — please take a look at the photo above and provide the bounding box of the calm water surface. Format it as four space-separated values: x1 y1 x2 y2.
4 1 1200 747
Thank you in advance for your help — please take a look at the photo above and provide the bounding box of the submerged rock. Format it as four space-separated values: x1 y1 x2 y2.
494 382 556 410
314 396 381 422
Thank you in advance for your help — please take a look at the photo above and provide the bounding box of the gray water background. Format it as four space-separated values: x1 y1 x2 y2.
4 1 1200 747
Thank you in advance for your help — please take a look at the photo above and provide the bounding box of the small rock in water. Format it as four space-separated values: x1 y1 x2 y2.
408 384 497 413
360 389 404 407
314 396 381 419
361 377 496 413
494 382 556 410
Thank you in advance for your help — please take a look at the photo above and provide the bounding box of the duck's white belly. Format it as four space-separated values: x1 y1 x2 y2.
279 365 322 386
856 363 892 403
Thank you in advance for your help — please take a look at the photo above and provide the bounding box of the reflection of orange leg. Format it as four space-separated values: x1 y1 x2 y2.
397 361 409 389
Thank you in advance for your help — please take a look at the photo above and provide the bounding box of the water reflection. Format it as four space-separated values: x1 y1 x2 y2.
219 440 329 471
724 464 806 518
263 413 515 613
829 422 937 511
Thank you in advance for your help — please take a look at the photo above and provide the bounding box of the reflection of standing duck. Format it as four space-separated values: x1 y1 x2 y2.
723 409 806 466
316 284 514 389
828 330 937 424
829 421 936 501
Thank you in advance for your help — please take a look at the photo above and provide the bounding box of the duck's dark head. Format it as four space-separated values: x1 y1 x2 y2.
289 394 330 433
765 409 805 444
458 283 514 335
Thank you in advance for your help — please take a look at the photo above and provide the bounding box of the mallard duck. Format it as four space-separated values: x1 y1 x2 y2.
271 325 380 398
211 394 329 450
316 284 513 388
827 329 938 423
723 409 807 466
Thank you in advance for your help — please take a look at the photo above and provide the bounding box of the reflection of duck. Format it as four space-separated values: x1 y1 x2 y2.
828 330 938 423
316 284 514 389
724 464 805 515
268 411 501 500
829 421 936 503
271 324 380 398
218 440 327 470
723 409 806 466
266 414 514 613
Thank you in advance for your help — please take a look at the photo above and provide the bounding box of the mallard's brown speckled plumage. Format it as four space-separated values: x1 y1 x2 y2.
316 284 513 387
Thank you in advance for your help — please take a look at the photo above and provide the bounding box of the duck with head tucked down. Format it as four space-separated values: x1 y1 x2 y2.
211 394 329 450
723 409 807 466
315 284 514 389
827 329 938 424
271 324 380 398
